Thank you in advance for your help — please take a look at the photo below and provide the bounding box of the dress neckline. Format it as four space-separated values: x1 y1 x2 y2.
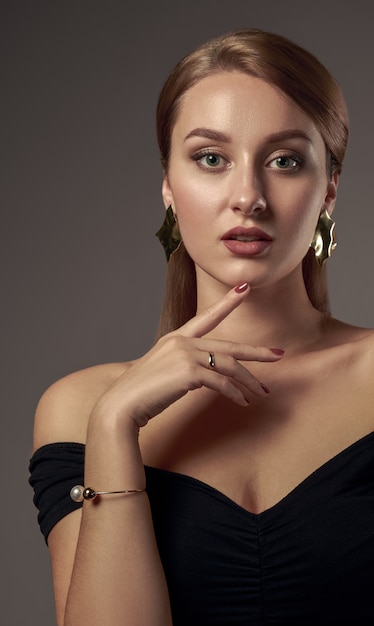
145 429 374 518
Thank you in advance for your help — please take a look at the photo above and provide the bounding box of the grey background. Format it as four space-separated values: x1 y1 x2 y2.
2 1 373 624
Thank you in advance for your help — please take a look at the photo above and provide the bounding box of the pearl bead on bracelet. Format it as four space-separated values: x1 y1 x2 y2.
70 485 145 502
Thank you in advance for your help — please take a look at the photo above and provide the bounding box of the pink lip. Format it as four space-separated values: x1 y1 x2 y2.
222 226 272 241
222 227 273 256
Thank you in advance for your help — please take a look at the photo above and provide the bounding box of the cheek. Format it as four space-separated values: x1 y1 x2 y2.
275 178 324 225
169 178 219 233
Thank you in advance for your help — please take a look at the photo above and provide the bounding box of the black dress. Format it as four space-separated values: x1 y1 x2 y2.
29 433 374 625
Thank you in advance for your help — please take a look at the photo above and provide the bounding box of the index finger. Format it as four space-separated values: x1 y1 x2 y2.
178 282 250 338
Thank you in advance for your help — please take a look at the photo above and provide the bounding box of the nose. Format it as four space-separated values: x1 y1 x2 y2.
229 165 267 216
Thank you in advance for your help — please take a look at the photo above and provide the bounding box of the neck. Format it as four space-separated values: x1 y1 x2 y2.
196 267 328 354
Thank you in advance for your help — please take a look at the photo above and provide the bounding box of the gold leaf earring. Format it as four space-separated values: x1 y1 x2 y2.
155 205 182 261
310 209 337 267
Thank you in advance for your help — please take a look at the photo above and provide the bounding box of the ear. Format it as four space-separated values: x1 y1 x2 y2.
324 170 339 216
162 175 174 210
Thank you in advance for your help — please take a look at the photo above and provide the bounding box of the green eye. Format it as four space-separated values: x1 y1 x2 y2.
277 157 291 168
204 154 221 167
192 150 228 171
271 156 300 170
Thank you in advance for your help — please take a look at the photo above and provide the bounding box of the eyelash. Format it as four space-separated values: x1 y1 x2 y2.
268 154 303 172
191 150 304 173
192 150 228 171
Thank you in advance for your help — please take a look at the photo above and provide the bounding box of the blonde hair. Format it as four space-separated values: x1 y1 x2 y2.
156 29 349 337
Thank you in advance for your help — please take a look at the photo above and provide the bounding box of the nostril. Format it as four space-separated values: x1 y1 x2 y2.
234 199 266 216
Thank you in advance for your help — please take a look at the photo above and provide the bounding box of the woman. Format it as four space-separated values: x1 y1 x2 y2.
29 29 374 625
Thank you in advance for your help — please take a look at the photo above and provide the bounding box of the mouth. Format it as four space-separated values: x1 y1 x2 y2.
228 235 266 242
222 226 272 242
222 227 273 256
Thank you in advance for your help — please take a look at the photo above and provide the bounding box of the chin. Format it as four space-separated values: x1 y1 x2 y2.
196 258 274 291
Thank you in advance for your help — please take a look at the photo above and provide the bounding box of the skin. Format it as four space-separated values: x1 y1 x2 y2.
161 72 345 355
163 72 337 299
33 71 374 626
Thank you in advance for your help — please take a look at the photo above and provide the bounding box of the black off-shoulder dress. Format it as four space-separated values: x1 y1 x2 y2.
29 433 374 625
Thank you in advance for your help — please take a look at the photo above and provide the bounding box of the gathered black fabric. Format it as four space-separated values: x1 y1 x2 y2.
29 442 85 541
29 434 374 625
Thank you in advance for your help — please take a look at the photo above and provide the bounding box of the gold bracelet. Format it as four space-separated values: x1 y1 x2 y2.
70 485 145 502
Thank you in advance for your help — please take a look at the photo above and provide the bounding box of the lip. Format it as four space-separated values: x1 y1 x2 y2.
222 226 273 256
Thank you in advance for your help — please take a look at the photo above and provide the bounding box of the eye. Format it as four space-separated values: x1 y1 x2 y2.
268 155 301 171
204 153 221 167
192 150 227 170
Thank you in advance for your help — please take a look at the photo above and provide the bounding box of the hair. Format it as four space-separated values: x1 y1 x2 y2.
155 29 349 337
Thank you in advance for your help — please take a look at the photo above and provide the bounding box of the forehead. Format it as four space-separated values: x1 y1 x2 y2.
173 71 323 146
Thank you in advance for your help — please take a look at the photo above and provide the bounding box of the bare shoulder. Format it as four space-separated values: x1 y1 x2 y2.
328 318 374 381
339 321 374 351
353 326 374 369
326 316 374 348
33 361 135 451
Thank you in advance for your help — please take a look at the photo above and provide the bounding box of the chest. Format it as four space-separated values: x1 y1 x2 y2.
140 347 374 514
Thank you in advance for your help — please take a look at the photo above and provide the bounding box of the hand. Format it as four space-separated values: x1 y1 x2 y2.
95 283 284 429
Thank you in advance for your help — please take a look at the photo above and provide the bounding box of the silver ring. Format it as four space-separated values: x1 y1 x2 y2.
208 352 215 368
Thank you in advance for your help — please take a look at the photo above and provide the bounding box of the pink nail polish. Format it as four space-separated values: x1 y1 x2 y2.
261 383 270 394
235 282 249 293
270 348 284 355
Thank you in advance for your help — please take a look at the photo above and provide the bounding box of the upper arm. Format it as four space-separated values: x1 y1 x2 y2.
32 363 130 625
32 371 95 624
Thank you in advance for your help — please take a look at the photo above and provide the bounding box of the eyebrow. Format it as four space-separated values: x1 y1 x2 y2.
265 130 313 144
184 128 230 142
184 127 313 144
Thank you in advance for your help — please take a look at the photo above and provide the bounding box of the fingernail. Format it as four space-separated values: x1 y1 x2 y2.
235 282 249 293
261 383 270 394
270 348 284 355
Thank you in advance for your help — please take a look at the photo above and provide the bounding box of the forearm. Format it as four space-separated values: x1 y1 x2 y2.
64 413 172 626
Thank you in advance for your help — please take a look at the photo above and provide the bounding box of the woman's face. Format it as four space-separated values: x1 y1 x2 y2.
162 71 338 291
